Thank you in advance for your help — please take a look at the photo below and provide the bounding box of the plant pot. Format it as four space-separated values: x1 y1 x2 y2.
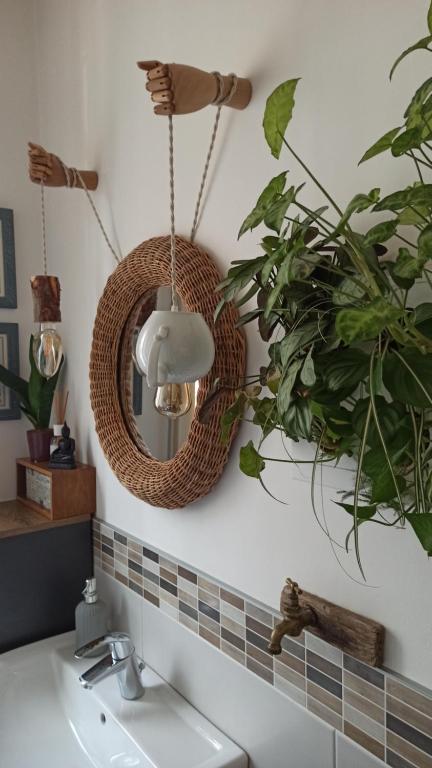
26 428 53 462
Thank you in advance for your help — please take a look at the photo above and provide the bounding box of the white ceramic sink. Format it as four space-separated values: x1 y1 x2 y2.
0 632 247 767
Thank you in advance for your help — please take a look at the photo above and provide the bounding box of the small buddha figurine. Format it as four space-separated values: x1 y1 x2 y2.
49 421 76 469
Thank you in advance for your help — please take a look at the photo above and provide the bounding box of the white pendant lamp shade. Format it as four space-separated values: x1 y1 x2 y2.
135 310 215 388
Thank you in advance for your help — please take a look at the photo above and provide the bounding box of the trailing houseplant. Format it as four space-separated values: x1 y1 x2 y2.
212 3 432 575
0 336 63 461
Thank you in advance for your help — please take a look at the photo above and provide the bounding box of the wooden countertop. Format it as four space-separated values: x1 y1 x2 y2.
0 500 91 539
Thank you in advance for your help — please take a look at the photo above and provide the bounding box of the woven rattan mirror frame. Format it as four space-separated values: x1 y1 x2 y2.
90 235 246 508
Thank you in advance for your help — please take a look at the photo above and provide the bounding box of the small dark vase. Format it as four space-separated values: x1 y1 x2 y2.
26 428 53 462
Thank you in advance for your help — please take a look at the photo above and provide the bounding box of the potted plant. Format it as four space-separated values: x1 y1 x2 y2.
212 2 432 576
0 335 64 461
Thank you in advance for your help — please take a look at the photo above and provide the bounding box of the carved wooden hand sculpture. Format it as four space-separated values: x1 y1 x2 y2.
137 61 251 115
28 142 98 190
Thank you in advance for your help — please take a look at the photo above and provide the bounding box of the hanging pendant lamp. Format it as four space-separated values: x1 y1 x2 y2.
31 181 63 379
135 114 215 391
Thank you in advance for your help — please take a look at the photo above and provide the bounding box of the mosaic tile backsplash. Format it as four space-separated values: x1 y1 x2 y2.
93 518 432 768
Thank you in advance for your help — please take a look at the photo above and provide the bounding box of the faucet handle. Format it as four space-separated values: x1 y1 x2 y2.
75 632 135 661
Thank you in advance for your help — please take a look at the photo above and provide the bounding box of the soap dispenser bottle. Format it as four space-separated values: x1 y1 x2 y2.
75 577 108 656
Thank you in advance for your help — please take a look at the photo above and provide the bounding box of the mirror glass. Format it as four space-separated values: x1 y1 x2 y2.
119 286 198 461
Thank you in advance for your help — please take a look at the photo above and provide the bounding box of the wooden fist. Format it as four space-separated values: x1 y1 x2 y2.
137 61 251 115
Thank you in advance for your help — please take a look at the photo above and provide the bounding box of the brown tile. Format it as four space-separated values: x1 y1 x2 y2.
387 730 432 768
274 661 305 691
247 656 274 685
160 567 177 585
115 570 128 586
221 639 245 666
387 748 419 768
278 649 305 677
344 687 384 724
221 626 245 652
308 696 342 731
198 576 219 597
199 624 220 649
344 670 385 707
344 721 385 761
128 570 143 587
307 650 342 682
115 552 128 567
345 704 385 744
387 694 432 738
247 642 273 670
127 539 142 555
178 565 197 584
246 615 272 641
102 562 114 576
387 678 432 720
221 614 245 640
220 587 244 611
144 590 159 607
308 681 342 715
245 602 273 628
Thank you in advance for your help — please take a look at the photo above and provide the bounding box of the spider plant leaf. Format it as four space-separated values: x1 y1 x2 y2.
263 79 300 159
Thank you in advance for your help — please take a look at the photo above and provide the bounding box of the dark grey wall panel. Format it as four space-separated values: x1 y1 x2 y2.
0 521 92 653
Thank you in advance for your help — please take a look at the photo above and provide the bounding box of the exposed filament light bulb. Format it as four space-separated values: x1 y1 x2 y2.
154 382 192 419
32 323 63 379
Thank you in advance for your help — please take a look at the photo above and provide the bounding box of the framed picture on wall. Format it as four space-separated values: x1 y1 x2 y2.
0 208 17 308
0 323 20 420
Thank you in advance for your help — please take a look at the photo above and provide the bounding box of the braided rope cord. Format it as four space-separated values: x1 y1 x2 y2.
40 180 48 275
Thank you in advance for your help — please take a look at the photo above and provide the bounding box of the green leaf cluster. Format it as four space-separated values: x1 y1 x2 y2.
211 1 432 573
0 336 63 428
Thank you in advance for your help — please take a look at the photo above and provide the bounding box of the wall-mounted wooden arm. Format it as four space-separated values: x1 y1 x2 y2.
28 142 98 191
137 61 252 115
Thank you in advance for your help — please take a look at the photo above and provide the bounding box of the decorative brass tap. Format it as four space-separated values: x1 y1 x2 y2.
268 579 316 655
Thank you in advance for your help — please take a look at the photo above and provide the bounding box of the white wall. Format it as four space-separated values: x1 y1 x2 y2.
0 0 41 498
4 0 431 686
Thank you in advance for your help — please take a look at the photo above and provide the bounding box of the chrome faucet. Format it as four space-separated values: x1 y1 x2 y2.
74 632 145 700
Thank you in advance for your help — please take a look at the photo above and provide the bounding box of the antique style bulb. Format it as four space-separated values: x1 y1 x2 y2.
32 324 63 379
154 382 192 419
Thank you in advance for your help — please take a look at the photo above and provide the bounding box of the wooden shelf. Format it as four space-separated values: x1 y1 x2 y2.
16 458 96 520
0 499 90 540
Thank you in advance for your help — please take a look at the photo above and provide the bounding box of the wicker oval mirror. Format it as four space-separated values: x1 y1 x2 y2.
90 235 246 508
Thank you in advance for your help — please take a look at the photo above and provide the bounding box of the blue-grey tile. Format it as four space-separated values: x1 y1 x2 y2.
142 545 159 563
160 578 177 597
307 665 342 699
387 713 432 757
179 601 198 622
343 654 384 690
198 600 220 623
128 559 143 575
